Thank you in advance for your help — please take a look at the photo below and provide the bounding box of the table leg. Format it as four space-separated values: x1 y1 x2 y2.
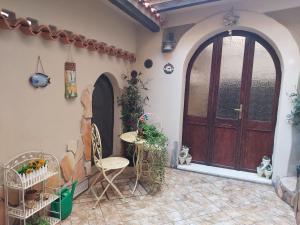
132 144 143 194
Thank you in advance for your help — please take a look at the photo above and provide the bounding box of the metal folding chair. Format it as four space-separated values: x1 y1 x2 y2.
90 123 129 209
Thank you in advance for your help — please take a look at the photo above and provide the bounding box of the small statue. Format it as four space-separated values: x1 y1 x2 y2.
257 156 273 179
178 145 192 165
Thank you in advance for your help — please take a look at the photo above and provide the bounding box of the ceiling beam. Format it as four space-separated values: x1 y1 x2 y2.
109 0 160 32
152 0 221 13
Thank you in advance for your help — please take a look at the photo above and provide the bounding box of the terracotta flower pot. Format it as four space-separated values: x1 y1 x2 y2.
25 189 40 201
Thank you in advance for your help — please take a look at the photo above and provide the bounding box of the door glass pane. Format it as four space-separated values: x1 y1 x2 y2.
188 43 213 117
216 36 245 119
248 42 276 121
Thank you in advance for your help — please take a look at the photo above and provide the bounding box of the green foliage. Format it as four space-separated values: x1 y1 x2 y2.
117 71 148 132
26 217 51 225
139 123 168 191
117 71 148 154
287 92 300 126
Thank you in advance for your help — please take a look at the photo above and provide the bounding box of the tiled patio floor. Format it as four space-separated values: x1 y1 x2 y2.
62 168 296 225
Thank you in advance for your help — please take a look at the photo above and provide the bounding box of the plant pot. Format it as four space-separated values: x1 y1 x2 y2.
178 156 185 165
264 165 273 179
186 155 192 165
257 167 264 177
25 189 40 201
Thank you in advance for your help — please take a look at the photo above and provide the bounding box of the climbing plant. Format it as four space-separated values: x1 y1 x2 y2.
138 122 168 192
117 71 148 158
287 92 300 126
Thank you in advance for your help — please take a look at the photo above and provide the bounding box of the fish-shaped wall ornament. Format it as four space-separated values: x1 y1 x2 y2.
29 72 51 88
29 56 51 88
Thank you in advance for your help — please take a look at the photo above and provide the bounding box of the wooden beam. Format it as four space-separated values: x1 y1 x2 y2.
109 0 160 32
152 0 221 13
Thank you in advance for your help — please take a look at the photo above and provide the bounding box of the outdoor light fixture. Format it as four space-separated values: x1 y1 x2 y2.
162 32 176 53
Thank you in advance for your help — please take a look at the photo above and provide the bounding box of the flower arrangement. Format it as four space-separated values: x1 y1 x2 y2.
17 159 47 175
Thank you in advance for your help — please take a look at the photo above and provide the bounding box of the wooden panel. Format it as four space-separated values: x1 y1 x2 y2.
211 127 237 168
241 130 274 171
183 123 208 163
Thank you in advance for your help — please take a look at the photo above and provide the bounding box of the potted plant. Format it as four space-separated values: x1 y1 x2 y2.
118 71 148 165
138 122 168 192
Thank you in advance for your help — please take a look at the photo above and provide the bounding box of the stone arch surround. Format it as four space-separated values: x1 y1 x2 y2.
173 11 300 181
60 72 123 184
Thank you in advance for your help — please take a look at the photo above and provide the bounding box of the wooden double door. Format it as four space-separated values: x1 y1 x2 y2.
183 31 281 172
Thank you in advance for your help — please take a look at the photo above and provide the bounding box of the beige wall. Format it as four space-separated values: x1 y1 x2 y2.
267 7 300 176
0 0 137 162
135 9 300 179
267 7 300 54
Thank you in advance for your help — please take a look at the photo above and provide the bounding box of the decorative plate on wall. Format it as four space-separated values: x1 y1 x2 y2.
163 63 174 74
144 59 153 69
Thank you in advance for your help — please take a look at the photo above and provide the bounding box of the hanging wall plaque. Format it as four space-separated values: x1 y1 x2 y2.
29 56 51 88
163 63 174 74
64 62 77 98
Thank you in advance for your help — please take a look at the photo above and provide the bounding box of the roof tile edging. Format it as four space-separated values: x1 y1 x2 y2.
0 10 136 63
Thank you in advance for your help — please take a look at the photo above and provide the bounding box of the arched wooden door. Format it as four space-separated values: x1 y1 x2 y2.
92 74 114 158
182 31 281 172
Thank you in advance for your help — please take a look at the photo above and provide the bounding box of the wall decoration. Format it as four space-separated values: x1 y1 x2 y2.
0 9 136 62
144 59 153 69
163 63 174 74
65 62 77 98
223 7 240 35
29 56 50 88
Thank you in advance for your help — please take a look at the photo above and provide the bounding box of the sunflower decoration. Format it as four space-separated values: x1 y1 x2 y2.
18 159 47 175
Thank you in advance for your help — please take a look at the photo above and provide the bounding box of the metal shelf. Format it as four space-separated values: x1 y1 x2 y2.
3 151 61 224
6 171 58 190
8 193 59 219
42 216 61 225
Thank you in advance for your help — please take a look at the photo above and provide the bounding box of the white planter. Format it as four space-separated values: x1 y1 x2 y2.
257 167 264 177
178 156 185 165
186 155 192 165
264 169 273 179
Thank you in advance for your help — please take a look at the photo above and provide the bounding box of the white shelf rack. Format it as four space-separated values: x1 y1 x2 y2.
3 151 61 225
43 216 61 225
6 171 58 190
8 193 59 219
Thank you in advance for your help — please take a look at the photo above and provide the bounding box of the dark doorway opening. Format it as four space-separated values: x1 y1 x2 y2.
92 74 114 161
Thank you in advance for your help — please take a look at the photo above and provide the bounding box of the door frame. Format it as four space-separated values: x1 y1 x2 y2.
183 30 282 171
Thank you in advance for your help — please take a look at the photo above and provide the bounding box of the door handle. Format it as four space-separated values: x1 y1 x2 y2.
233 104 243 119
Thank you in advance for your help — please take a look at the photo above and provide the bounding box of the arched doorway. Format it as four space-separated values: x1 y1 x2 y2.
182 30 281 172
92 74 114 158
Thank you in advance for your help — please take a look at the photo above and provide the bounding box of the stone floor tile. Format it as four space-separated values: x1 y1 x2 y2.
70 168 296 225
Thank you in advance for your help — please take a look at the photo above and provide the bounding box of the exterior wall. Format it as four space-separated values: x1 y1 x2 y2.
267 7 300 176
163 0 300 27
135 10 300 181
0 0 137 163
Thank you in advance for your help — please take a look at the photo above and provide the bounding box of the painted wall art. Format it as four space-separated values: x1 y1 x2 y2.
64 62 77 98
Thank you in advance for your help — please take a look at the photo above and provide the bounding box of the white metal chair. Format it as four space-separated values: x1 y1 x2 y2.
90 123 129 209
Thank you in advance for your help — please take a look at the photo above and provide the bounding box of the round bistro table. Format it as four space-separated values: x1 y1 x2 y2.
120 131 145 193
